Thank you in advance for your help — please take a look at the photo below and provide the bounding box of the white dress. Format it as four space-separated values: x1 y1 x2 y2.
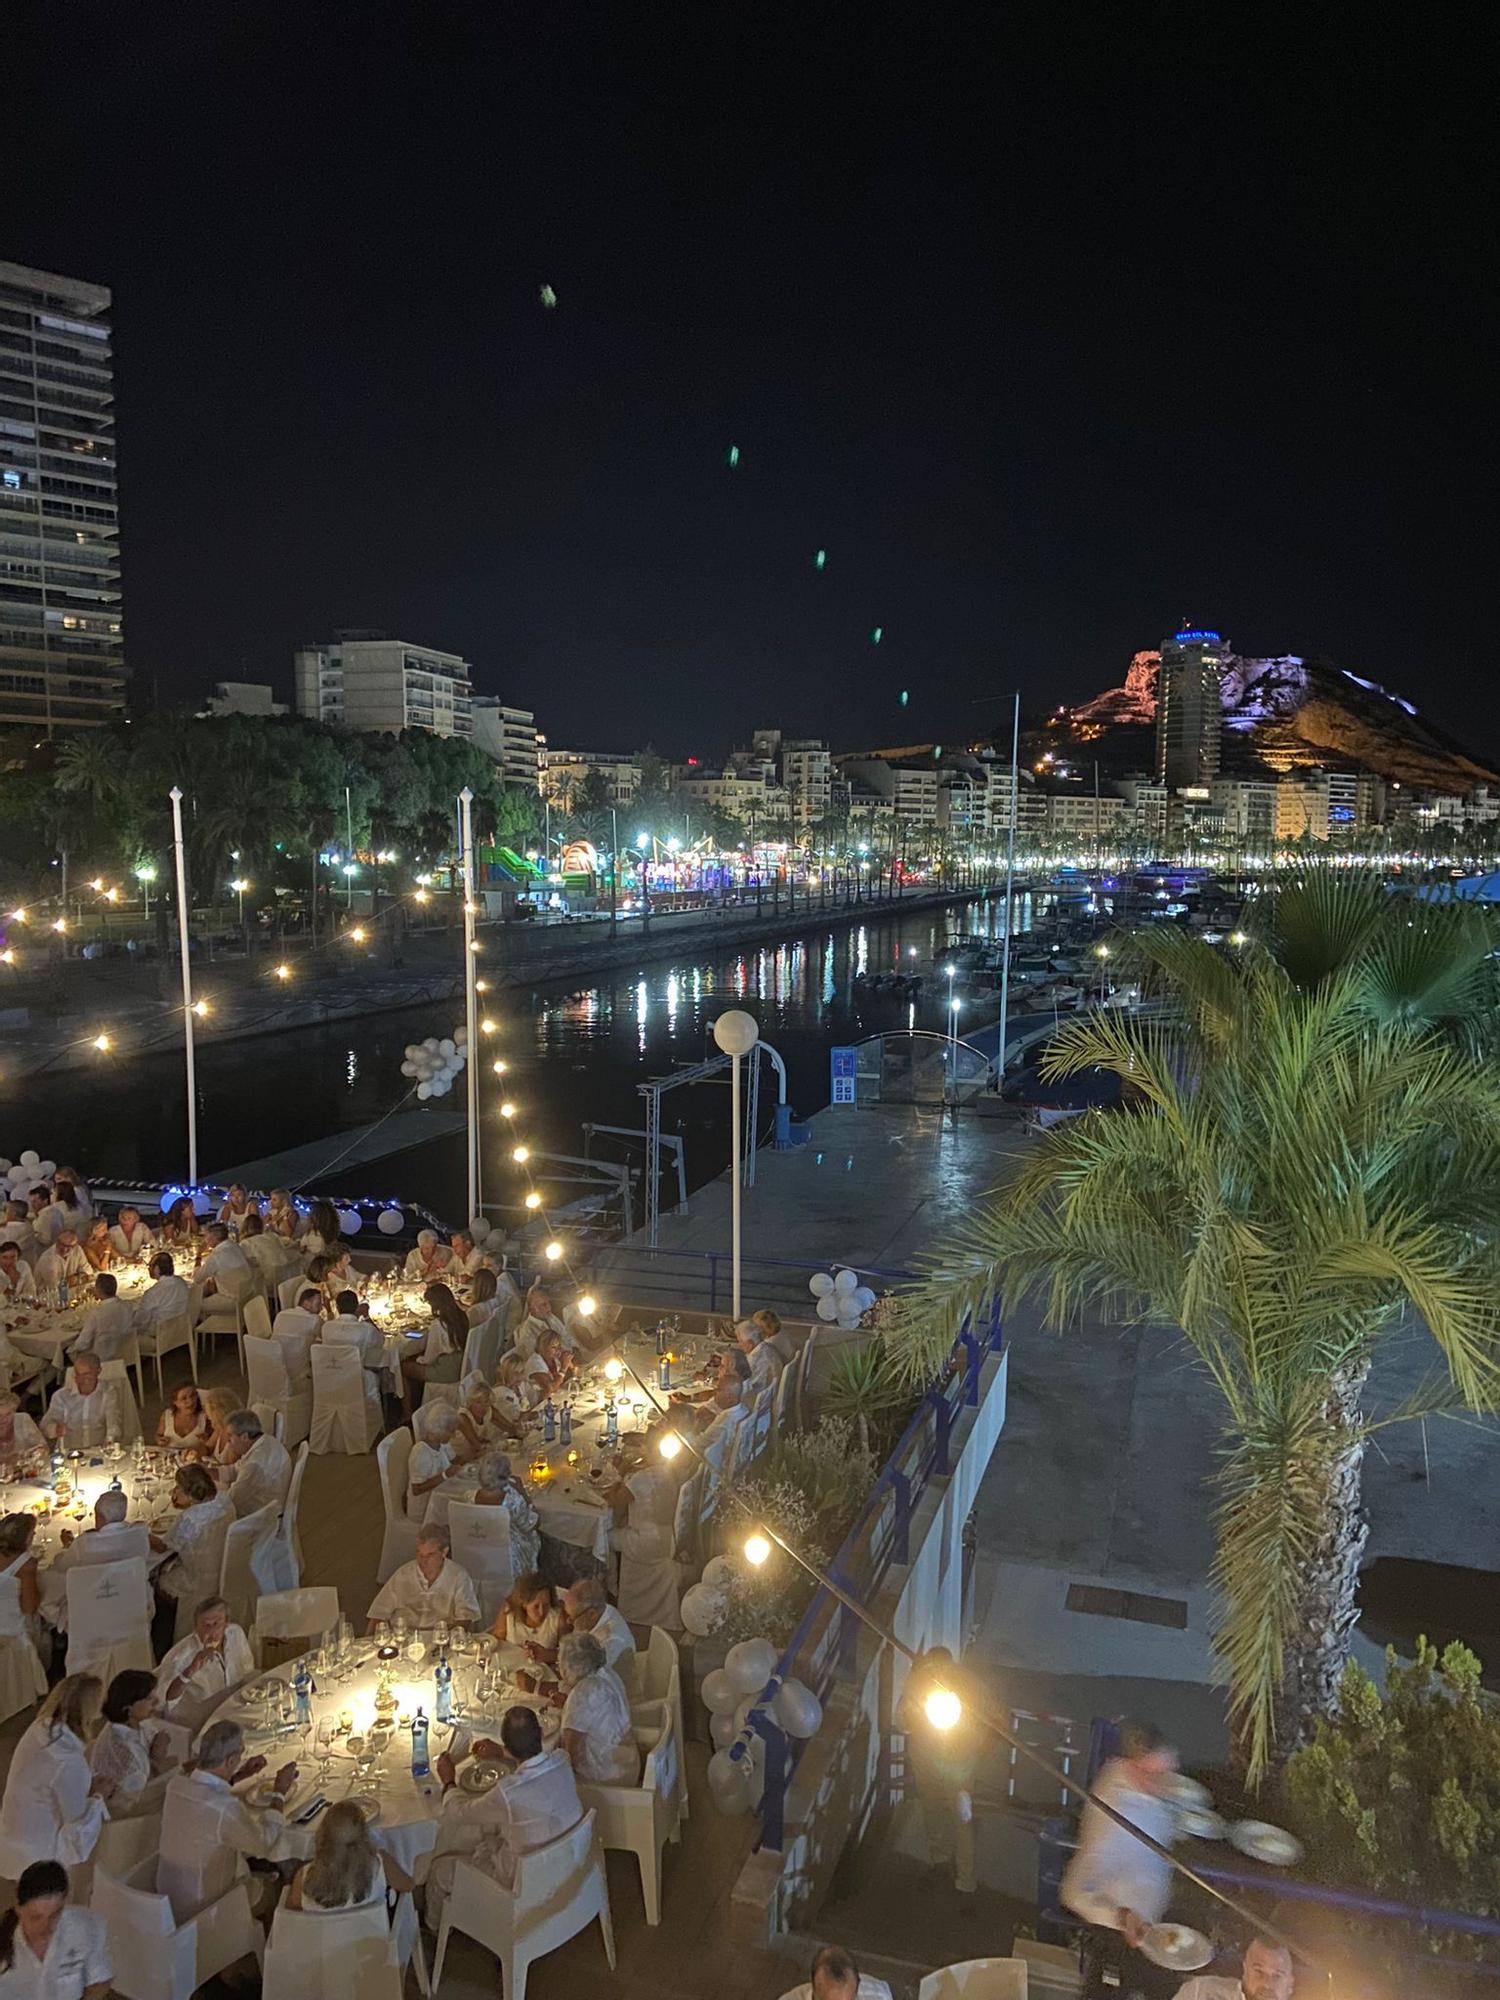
562 1666 640 1784
611 1465 681 1627
0 1548 46 1725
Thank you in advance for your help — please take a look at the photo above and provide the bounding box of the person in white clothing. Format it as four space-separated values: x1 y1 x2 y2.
557 1631 639 1785
563 1576 636 1684
0 1393 45 1460
157 1717 296 1920
235 1212 287 1291
106 1205 157 1263
1061 1722 1181 2000
132 1252 190 1338
24 1191 53 1250
320 1289 385 1371
0 1676 113 1883
0 1859 112 1998
46 1490 151 1633
426 1704 583 1925
69 1274 132 1362
778 1944 894 2000
366 1527 481 1630
0 1245 34 1303
286 1797 412 1911
32 1233 88 1295
406 1402 470 1526
512 1284 572 1358
269 1290 323 1389
446 1230 483 1283
606 1443 681 1628
41 1355 127 1449
403 1230 451 1284
154 1595 255 1729
0 1203 35 1265
697 1380 750 1482
88 1668 176 1814
735 1316 784 1394
195 1222 251 1303
150 1464 236 1633
1176 1938 1295 2000
217 1409 291 1517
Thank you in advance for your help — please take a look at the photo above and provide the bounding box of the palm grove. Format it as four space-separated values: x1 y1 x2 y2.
899 874 1500 1782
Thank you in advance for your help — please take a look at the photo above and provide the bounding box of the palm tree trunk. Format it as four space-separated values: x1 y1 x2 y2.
1272 1361 1370 1759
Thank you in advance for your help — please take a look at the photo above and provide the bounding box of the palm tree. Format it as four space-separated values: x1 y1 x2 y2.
892 874 1500 1781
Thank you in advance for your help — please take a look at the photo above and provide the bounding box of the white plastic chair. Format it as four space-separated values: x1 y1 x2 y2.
263 1890 429 1999
794 1325 821 1428
577 1710 683 1925
92 1854 264 2000
637 1625 687 1817
671 1463 709 1570
243 1292 273 1343
94 1808 164 1879
917 1960 1029 2000
65 1555 153 1680
245 1334 312 1450
771 1348 799 1438
136 1309 197 1393
264 1440 309 1590
431 1807 615 1999
218 1499 279 1632
310 1342 379 1454
374 1426 420 1580
447 1499 515 1626
251 1585 340 1668
277 1272 307 1312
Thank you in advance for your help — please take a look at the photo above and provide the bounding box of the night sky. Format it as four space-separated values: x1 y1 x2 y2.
10 8 1491 753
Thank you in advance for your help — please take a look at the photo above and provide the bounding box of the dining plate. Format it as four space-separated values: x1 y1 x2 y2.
1157 1771 1212 1810
1141 1924 1213 1972
345 1792 382 1823
459 1761 502 1796
1176 1805 1229 1841
1229 1819 1304 1866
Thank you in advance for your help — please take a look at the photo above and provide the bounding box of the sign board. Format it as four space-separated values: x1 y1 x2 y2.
830 1047 857 1106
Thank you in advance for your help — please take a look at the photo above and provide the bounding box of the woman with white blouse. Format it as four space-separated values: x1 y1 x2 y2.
405 1403 469 1526
88 1670 175 1814
149 1462 236 1641
558 1632 640 1785
492 1573 564 1685
0 1675 112 1883
155 1384 213 1453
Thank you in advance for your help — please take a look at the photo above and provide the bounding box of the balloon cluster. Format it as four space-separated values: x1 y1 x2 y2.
400 1027 469 1101
701 1633 823 1817
0 1150 57 1201
809 1266 878 1328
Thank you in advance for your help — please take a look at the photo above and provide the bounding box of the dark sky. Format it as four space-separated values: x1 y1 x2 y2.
11 6 1493 754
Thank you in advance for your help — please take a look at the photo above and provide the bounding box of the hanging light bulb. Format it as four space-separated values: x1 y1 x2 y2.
924 1687 962 1731
499 1101 516 1118
524 1191 542 1211
543 1239 563 1261
273 963 291 981
492 1059 508 1076
576 1294 597 1316
191 1000 209 1018
92 1033 111 1053
744 1532 771 1568
511 1144 529 1162
480 1018 497 1035
603 1358 623 1383
658 1431 683 1461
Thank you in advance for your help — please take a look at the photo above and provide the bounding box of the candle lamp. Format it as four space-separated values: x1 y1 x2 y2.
528 1454 551 1481
374 1645 400 1720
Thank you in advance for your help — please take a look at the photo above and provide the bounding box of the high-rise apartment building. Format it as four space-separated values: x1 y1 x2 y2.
294 633 473 738
0 260 126 731
1155 627 1225 788
470 696 539 790
779 740 832 824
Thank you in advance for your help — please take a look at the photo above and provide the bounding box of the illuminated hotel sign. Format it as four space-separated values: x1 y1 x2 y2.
1173 629 1222 645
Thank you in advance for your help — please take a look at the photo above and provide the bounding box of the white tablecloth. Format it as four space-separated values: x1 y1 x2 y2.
2 1263 153 1365
0 1457 176 1619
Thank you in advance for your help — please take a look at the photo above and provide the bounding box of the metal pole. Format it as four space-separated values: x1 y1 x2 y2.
996 692 1020 1089
730 1050 742 1319
458 788 481 1224
169 787 198 1187
345 785 354 906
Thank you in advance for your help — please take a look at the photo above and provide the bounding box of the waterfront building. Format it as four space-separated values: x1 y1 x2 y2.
470 695 540 788
540 748 641 807
778 739 833 826
294 632 474 738
837 756 942 824
1116 774 1168 846
1210 774 1279 849
673 763 790 827
1275 770 1331 844
1156 626 1226 788
1040 786 1132 845
0 259 126 732
197 680 287 719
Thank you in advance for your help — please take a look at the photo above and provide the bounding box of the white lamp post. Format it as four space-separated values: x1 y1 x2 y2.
712 1008 759 1319
458 787 481 1226
168 787 198 1187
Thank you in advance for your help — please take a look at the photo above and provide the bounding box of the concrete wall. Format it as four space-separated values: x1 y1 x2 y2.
730 1346 1009 1943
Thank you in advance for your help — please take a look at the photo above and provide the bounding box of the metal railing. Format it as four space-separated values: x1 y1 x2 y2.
589 1242 914 1317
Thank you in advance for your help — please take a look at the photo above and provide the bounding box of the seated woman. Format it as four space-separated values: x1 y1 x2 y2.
188 1386 243 1465
156 1382 213 1453
149 1462 236 1640
400 1283 466 1417
405 1403 471 1527
89 1668 175 1815
286 1795 413 1910
491 1351 537 1432
160 1196 200 1252
80 1217 114 1274
299 1199 343 1262
107 1205 157 1262
558 1630 640 1785
265 1187 299 1242
216 1183 260 1233
522 1328 575 1405
0 1392 45 1465
471 1450 541 1575
452 1372 502 1456
491 1573 563 1688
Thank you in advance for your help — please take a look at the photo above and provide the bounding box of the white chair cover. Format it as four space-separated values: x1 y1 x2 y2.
243 1293 273 1343
218 1500 280 1632
447 1500 515 1626
577 1710 683 1925
430 1809 615 1999
65 1555 152 1681
277 1273 307 1312
375 1427 420 1581
136 1310 197 1393
917 1960 1029 2000
636 1627 686 1816
460 1311 504 1380
310 1342 379 1455
92 1855 264 2000
245 1337 312 1450
251 1585 340 1665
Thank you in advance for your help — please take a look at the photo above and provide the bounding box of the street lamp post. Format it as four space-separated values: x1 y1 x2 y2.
457 788 481 1227
168 788 198 1187
712 1009 760 1320
609 806 618 938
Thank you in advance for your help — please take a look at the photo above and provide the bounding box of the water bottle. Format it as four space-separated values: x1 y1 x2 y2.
434 1649 453 1724
559 1401 573 1447
543 1399 556 1444
658 1353 671 1393
58 1275 69 1310
108 1474 122 1494
410 1707 431 1778
605 1397 619 1447
292 1660 313 1730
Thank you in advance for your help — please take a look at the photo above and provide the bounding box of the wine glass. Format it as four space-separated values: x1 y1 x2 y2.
315 1716 335 1781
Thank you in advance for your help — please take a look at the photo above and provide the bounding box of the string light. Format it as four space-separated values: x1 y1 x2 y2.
603 1358 623 1383
413 889 430 904
511 1144 529 1162
475 979 490 993
9 909 25 922
92 1033 111 1053
349 927 367 944
51 917 66 934
191 1000 208 1017
576 1294 596 1316
103 888 119 904
743 1532 771 1567
88 878 104 893
543 1239 563 1261
491 1059 508 1076
0 949 14 966
658 1431 683 1461
480 1018 497 1035
924 1687 962 1731
500 1102 517 1120
524 1191 542 1210
273 963 291 981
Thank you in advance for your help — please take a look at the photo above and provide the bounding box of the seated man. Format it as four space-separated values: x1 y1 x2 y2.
366 1526 481 1631
779 1945 894 2000
71 1272 134 1361
158 1715 297 1920
403 1228 451 1283
107 1204 158 1261
696 1378 750 1481
34 1227 90 1293
196 1221 252 1306
269 1285 323 1389
735 1315 784 1394
42 1351 129 1447
217 1407 291 1517
133 1250 191 1336
445 1228 483 1283
426 1703 583 1926
563 1575 636 1684
1176 1936 1296 2000
155 1593 256 1731
0 1199 34 1262
0 1240 35 1302
320 1287 385 1370
47 1487 153 1632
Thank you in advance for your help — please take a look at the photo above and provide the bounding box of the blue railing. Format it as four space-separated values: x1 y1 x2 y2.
590 1242 914 1317
729 1293 1006 1849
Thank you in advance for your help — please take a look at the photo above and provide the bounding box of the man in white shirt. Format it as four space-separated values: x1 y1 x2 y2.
28 1187 61 1249
403 1229 451 1283
778 1945 894 2000
107 1204 158 1261
427 1704 583 1923
446 1229 483 1282
34 1228 89 1293
564 1575 637 1685
321 1288 385 1370
0 1878 113 1996
218 1408 291 1517
1060 1722 1181 2000
697 1379 750 1482
366 1526 482 1630
196 1222 252 1303
0 1240 36 1301
155 1595 257 1730
47 1487 153 1631
42 1351 128 1447
158 1715 296 1919
0 1199 35 1263
1176 1938 1295 2000
71 1272 134 1360
270 1287 323 1389
133 1251 191 1335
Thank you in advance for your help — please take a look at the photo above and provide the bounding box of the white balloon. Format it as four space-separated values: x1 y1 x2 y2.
726 1638 778 1695
707 1751 753 1815
837 1305 862 1330
853 1286 877 1312
679 1585 721 1638
0 1160 9 1175
337 1209 362 1235
772 1678 823 1739
710 1711 737 1749
701 1555 734 1590
20 1150 38 1167
469 1217 491 1243
439 1038 456 1056
37 1160 55 1178
416 1081 433 1101
834 1267 859 1294
700 1668 739 1715
809 1272 835 1298
377 1208 404 1234
400 1061 417 1077
404 1044 421 1060
816 1295 839 1322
